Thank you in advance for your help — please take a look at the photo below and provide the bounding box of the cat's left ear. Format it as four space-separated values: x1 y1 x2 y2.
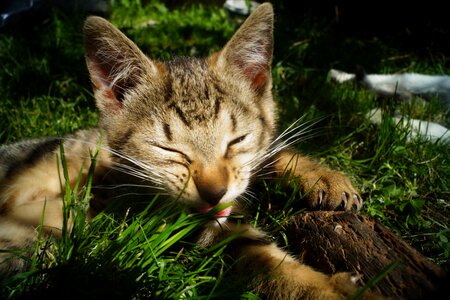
215 3 273 93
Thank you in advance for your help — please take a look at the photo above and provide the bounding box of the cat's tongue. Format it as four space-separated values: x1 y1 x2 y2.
198 205 232 218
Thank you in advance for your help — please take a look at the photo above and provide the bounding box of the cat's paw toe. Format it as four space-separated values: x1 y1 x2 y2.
337 192 362 211
300 170 363 211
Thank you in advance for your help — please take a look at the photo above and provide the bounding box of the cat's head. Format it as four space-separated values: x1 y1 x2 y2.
84 3 276 218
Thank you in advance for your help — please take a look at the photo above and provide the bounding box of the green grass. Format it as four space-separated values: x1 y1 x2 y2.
0 0 449 298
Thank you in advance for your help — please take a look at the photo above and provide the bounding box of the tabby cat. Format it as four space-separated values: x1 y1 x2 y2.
0 3 366 298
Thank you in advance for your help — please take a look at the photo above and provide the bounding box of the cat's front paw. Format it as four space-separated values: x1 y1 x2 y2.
298 169 362 211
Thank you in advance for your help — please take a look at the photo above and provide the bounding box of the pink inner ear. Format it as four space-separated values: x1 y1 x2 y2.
91 74 123 110
251 70 268 90
102 88 123 109
243 64 269 90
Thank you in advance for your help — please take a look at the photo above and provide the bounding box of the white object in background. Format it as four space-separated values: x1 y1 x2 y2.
329 69 450 106
367 108 450 143
330 69 450 143
224 0 260 15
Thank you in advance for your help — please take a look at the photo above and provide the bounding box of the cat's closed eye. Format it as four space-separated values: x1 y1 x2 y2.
228 135 247 148
152 144 192 165
224 134 248 158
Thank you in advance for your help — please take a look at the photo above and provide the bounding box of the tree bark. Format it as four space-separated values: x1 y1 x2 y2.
285 211 448 299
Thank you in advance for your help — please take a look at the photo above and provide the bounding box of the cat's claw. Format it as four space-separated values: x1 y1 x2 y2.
333 191 362 212
318 190 325 206
336 192 362 211
352 194 362 211
350 273 363 285
338 192 348 210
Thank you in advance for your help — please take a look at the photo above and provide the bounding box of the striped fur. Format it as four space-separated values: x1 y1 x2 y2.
0 3 373 299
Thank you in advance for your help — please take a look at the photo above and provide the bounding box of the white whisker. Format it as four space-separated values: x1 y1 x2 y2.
111 191 170 200
252 169 279 179
242 191 259 203
61 137 169 185
244 116 326 174
92 183 165 191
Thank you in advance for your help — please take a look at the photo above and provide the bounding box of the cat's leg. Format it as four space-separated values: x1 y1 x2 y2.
0 217 38 277
0 157 91 276
240 242 360 299
0 158 79 234
272 149 362 211
0 190 68 276
1 183 68 237
0 198 70 278
0 146 98 274
206 223 373 299
0 175 67 277
0 137 110 232
7 199 69 234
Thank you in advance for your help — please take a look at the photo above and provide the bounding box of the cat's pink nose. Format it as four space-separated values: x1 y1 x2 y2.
197 186 227 206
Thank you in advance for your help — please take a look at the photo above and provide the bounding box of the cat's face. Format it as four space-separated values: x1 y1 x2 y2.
84 4 275 217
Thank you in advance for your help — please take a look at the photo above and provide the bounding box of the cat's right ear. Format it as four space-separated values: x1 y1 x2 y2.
84 16 158 112
215 3 274 94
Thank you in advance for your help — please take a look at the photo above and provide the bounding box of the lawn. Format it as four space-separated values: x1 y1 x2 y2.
0 0 448 298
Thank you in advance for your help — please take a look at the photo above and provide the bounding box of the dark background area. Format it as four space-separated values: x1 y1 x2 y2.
276 0 449 53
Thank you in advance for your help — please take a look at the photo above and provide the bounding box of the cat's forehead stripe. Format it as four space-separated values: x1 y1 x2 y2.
231 114 237 133
163 123 173 141
162 58 229 126
163 75 173 103
259 114 268 128
168 102 191 128
214 97 221 118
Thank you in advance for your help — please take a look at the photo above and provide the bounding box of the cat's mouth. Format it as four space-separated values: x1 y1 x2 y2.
198 205 232 218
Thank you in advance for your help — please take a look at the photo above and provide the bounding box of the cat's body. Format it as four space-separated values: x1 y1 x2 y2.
0 4 367 298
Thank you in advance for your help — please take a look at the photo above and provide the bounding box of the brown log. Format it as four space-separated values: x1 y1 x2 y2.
285 211 449 299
